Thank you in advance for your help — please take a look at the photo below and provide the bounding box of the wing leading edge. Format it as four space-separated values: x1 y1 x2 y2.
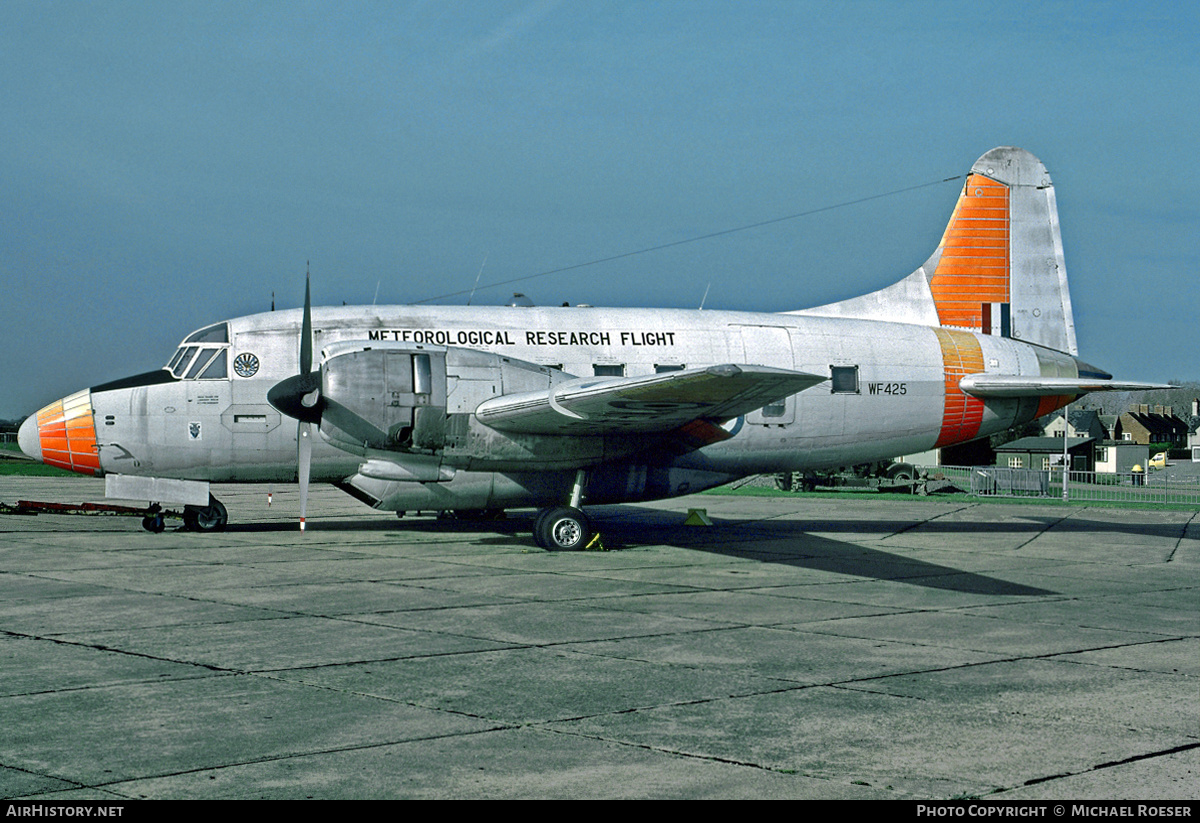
475 364 825 435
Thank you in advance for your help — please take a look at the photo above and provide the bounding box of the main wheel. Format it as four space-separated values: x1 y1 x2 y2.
534 506 591 551
141 514 165 533
886 462 917 482
182 496 228 532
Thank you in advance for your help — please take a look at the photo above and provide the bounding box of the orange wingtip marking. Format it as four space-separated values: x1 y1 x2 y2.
1034 394 1076 419
677 419 733 447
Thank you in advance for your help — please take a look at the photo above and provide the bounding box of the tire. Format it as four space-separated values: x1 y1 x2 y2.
535 506 591 551
142 514 165 533
182 496 228 532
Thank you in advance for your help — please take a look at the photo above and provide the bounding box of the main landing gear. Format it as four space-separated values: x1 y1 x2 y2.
534 505 592 550
533 470 593 551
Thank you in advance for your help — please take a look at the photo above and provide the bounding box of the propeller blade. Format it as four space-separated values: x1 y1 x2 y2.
301 273 312 375
298 421 312 531
321 397 389 447
290 271 315 532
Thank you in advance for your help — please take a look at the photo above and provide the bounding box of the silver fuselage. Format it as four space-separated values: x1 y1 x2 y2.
65 303 1075 510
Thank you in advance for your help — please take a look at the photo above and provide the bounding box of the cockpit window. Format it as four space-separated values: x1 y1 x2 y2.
167 347 189 373
171 346 200 377
185 348 220 379
198 349 228 380
166 323 234 379
184 323 229 344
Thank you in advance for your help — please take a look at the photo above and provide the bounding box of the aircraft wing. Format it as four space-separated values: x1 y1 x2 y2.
475 364 825 435
960 375 1174 398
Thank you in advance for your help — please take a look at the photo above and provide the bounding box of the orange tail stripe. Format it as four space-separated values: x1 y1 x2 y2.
931 173 1010 329
934 327 986 448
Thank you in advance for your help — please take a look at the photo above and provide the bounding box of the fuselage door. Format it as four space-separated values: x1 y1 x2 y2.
734 325 795 424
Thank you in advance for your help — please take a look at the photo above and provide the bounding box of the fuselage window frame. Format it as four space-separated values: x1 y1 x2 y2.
830 365 860 394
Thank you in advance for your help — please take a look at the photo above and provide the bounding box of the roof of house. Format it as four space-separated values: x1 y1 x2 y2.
1119 411 1188 438
996 436 1094 453
1068 409 1102 430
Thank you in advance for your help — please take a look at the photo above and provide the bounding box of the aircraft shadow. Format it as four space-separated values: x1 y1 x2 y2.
228 505 1060 597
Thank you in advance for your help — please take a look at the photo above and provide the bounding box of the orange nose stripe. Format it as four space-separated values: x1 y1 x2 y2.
35 390 101 475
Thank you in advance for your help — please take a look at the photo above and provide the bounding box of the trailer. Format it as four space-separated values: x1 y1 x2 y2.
774 461 964 495
0 499 184 532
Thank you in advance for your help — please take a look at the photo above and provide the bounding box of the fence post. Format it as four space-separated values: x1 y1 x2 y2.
1061 402 1070 502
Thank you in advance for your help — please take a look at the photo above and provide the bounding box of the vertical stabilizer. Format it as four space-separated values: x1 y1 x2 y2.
794 147 1078 356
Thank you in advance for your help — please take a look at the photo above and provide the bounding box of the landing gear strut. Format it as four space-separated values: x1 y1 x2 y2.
182 495 228 532
533 469 592 551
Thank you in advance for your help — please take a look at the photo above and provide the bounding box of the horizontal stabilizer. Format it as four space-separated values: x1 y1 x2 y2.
960 375 1173 398
475 364 825 435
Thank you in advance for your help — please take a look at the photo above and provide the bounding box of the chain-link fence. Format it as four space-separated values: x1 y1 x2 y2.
941 465 1200 507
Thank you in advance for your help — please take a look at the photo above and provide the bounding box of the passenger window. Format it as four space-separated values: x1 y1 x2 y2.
831 365 859 394
655 364 685 373
594 364 625 377
761 399 786 417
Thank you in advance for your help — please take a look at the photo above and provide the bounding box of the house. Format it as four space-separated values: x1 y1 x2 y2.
1186 399 1200 462
1042 409 1109 441
994 437 1095 472
1094 442 1150 474
1114 405 1188 447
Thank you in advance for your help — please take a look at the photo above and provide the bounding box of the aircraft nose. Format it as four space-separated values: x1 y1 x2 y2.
20 390 102 476
17 414 41 462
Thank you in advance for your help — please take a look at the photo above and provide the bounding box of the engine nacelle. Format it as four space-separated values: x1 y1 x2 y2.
317 341 569 458
318 341 448 452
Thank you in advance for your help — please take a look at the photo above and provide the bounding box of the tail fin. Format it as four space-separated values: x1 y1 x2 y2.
794 147 1078 356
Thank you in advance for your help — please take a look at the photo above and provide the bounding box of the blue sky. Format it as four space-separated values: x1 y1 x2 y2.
3 1 1197 418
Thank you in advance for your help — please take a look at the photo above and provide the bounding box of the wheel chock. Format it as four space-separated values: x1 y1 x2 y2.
585 532 606 551
684 508 713 526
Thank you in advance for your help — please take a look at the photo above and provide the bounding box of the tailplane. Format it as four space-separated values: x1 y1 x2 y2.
794 147 1077 356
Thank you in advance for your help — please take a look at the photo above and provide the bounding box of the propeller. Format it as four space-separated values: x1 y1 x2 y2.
267 273 321 531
